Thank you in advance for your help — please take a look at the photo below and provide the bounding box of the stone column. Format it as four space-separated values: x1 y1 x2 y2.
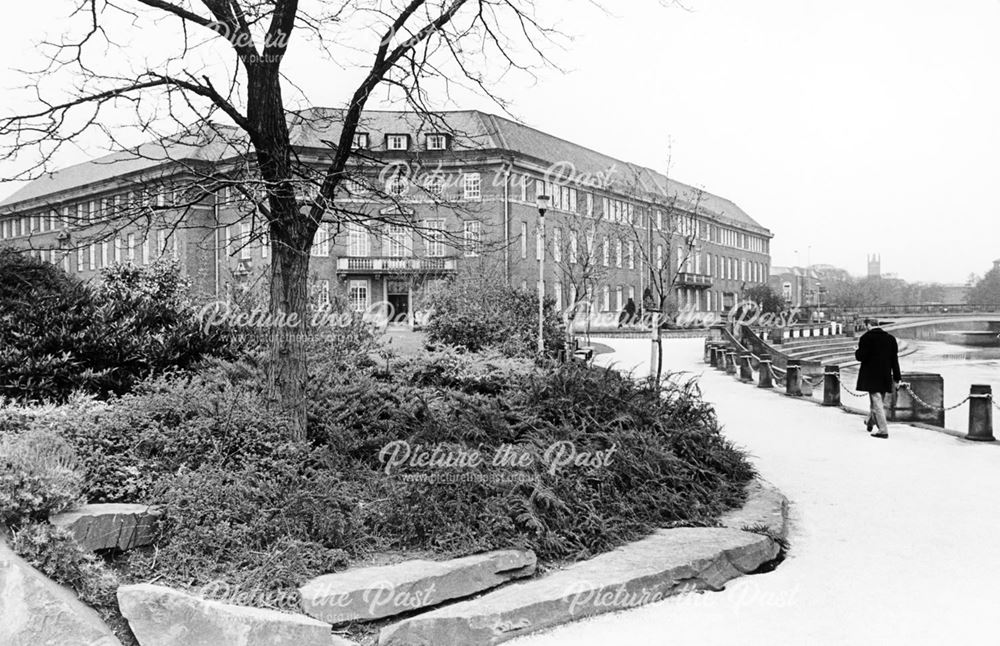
786 360 803 397
739 354 754 382
758 355 773 389
725 351 737 375
967 384 994 442
823 365 841 407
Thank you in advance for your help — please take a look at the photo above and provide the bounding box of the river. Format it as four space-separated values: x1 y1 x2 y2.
824 341 1000 431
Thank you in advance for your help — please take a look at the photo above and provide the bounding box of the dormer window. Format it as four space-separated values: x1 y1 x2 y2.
353 133 370 149
386 134 409 151
426 133 448 151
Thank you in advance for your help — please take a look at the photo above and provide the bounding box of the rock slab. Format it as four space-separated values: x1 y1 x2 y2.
378 528 777 646
0 537 122 646
718 479 790 540
300 549 536 624
118 583 352 646
50 503 161 552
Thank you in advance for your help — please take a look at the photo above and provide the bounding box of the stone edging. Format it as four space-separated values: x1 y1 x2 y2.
378 478 789 646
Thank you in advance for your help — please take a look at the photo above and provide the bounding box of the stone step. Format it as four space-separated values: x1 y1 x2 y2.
299 550 536 624
378 529 777 646
117 583 356 646
781 339 857 353
50 504 161 552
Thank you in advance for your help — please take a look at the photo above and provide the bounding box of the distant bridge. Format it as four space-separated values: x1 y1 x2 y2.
827 304 1000 318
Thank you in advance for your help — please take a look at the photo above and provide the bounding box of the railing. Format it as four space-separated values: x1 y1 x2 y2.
675 272 713 288
704 336 997 440
829 304 1000 317
336 256 458 273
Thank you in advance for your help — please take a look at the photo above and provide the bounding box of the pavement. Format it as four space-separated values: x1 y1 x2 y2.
513 337 1000 646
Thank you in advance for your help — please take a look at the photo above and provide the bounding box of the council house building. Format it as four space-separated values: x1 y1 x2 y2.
0 109 772 321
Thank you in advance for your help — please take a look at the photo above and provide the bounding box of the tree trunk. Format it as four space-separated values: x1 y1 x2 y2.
268 237 310 440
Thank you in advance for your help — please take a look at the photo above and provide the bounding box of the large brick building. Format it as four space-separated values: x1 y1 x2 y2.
0 110 772 320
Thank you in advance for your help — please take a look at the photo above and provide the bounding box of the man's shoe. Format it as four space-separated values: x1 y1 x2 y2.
870 432 888 439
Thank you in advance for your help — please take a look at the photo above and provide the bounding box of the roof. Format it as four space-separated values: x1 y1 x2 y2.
2 109 770 235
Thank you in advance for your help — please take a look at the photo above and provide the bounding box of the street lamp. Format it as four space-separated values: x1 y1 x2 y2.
536 194 550 354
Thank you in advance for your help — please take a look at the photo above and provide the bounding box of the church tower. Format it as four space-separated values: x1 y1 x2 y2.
867 254 881 279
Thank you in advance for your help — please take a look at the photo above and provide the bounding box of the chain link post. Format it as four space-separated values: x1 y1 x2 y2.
967 385 994 442
823 365 841 407
758 354 773 389
725 350 738 375
739 353 754 382
786 360 803 397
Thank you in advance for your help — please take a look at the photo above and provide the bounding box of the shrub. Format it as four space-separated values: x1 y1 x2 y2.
423 263 564 357
308 350 755 561
12 523 119 609
0 249 230 403
124 446 357 606
0 427 83 527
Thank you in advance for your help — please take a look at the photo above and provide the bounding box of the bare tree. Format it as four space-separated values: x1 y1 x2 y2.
546 207 617 340
614 166 705 323
0 0 559 437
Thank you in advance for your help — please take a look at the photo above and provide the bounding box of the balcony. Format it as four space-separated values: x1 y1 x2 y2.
336 256 458 274
676 272 713 289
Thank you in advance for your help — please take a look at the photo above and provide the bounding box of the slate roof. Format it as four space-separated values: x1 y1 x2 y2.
2 109 770 235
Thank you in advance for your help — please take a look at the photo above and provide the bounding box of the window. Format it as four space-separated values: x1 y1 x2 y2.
520 222 527 259
424 219 445 257
586 193 594 217
102 241 110 267
127 233 136 263
353 133 370 149
616 286 623 311
344 178 369 196
615 240 622 268
463 220 481 257
141 236 150 265
570 232 578 264
554 282 563 311
386 134 408 151
89 244 97 270
569 283 578 308
656 210 663 230
656 244 663 269
424 175 445 198
602 285 610 311
311 223 331 257
76 248 84 273
317 280 331 307
628 241 634 269
463 173 481 200
520 176 529 202
425 134 448 151
602 238 609 267
240 222 252 260
386 175 409 197
349 279 369 312
114 237 122 263
348 223 369 257
553 228 562 262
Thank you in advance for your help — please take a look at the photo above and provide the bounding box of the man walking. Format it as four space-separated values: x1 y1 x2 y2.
855 318 902 439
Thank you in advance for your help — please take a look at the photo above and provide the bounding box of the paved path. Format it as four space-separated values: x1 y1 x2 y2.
514 338 1000 646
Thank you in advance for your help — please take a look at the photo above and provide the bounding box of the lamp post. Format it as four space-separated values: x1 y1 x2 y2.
536 194 551 355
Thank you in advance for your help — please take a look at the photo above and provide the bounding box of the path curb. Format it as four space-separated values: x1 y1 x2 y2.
378 479 789 646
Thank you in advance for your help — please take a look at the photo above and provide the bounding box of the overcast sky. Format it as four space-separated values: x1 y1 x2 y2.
1 1 997 284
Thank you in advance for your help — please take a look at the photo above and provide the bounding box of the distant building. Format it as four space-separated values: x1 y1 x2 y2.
769 265 823 308
867 254 881 279
0 109 772 318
